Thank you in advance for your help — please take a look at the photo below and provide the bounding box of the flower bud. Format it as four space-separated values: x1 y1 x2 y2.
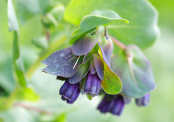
59 79 80 104
135 93 150 106
108 95 125 116
97 95 125 116
84 72 101 97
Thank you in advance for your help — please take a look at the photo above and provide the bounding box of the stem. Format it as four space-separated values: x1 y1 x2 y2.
110 36 126 49
14 103 53 114
26 35 67 79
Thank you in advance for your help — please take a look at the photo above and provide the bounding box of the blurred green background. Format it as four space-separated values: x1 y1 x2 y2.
0 0 174 122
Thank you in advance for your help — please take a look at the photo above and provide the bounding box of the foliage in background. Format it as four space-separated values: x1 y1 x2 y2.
0 0 173 122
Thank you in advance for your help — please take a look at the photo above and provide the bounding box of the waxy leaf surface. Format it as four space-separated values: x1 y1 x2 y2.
68 10 128 44
69 61 90 84
111 45 156 98
42 47 83 77
98 48 122 94
65 0 159 49
72 34 98 56
83 44 99 63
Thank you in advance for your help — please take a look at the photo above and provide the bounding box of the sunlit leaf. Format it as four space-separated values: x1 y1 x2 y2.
98 48 122 94
68 10 128 44
16 87 40 101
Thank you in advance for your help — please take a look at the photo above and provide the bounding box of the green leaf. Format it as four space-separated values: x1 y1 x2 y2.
69 61 90 84
16 0 52 25
87 95 92 100
68 10 128 44
111 45 156 98
7 0 19 33
98 49 122 94
32 37 48 50
16 87 40 101
16 0 40 25
8 0 27 87
64 0 159 49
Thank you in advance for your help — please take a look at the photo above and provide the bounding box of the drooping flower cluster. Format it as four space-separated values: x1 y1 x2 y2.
42 30 115 104
42 27 156 116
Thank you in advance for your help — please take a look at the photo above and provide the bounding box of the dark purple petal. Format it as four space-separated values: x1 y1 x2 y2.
59 79 69 95
72 34 98 56
69 62 90 84
59 79 80 100
108 95 125 116
97 95 113 113
84 72 101 97
67 89 80 104
42 47 71 65
135 93 150 106
64 82 79 100
93 54 104 80
42 47 83 77
61 96 66 101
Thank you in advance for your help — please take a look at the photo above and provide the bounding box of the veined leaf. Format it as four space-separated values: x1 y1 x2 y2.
111 45 156 98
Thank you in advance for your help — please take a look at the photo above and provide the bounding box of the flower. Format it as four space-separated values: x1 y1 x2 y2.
135 93 150 106
97 95 125 116
41 31 116 104
59 79 80 104
84 72 101 97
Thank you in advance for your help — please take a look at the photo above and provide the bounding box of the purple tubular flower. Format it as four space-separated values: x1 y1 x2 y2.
97 95 113 113
84 72 101 97
59 79 80 104
97 95 125 116
108 95 125 116
135 93 150 106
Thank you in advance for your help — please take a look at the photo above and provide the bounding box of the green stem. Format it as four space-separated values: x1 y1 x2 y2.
26 35 67 79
